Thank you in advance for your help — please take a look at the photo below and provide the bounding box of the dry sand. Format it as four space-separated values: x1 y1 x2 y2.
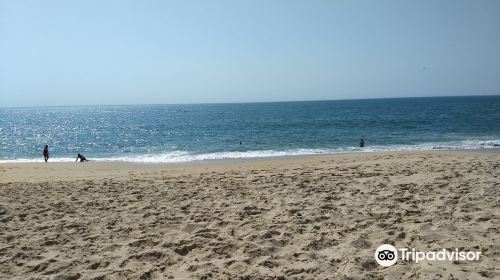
0 151 499 279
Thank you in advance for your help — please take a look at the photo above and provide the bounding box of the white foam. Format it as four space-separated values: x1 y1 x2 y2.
0 157 77 163
1 139 499 163
98 148 337 163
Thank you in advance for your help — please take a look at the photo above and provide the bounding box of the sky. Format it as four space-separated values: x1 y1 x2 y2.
1 0 499 107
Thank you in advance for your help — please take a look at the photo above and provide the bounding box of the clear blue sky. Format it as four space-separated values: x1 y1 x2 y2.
1 0 499 107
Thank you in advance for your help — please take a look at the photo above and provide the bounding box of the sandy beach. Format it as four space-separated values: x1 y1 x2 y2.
0 151 499 279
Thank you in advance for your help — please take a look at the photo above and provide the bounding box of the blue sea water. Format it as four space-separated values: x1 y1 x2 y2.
0 96 499 163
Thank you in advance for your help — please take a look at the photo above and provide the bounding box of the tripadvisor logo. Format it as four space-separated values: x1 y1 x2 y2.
375 244 397 267
375 244 481 267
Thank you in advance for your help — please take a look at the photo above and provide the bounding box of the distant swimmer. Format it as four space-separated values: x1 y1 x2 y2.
75 153 89 162
43 145 49 162
359 138 365 148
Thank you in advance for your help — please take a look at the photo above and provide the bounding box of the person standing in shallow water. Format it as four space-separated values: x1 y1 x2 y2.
43 145 49 162
359 138 365 148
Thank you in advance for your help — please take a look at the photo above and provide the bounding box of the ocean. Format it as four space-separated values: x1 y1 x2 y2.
1 96 499 163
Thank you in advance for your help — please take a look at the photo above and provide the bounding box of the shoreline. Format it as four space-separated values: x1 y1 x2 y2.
1 147 499 165
1 149 499 184
0 149 500 183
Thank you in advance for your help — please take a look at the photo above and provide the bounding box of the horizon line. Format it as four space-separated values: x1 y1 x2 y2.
1 93 499 109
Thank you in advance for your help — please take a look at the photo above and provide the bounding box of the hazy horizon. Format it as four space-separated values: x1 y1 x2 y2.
0 94 498 109
1 0 500 107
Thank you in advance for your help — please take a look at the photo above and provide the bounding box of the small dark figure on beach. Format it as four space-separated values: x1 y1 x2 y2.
43 145 49 162
75 154 89 162
359 138 365 148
